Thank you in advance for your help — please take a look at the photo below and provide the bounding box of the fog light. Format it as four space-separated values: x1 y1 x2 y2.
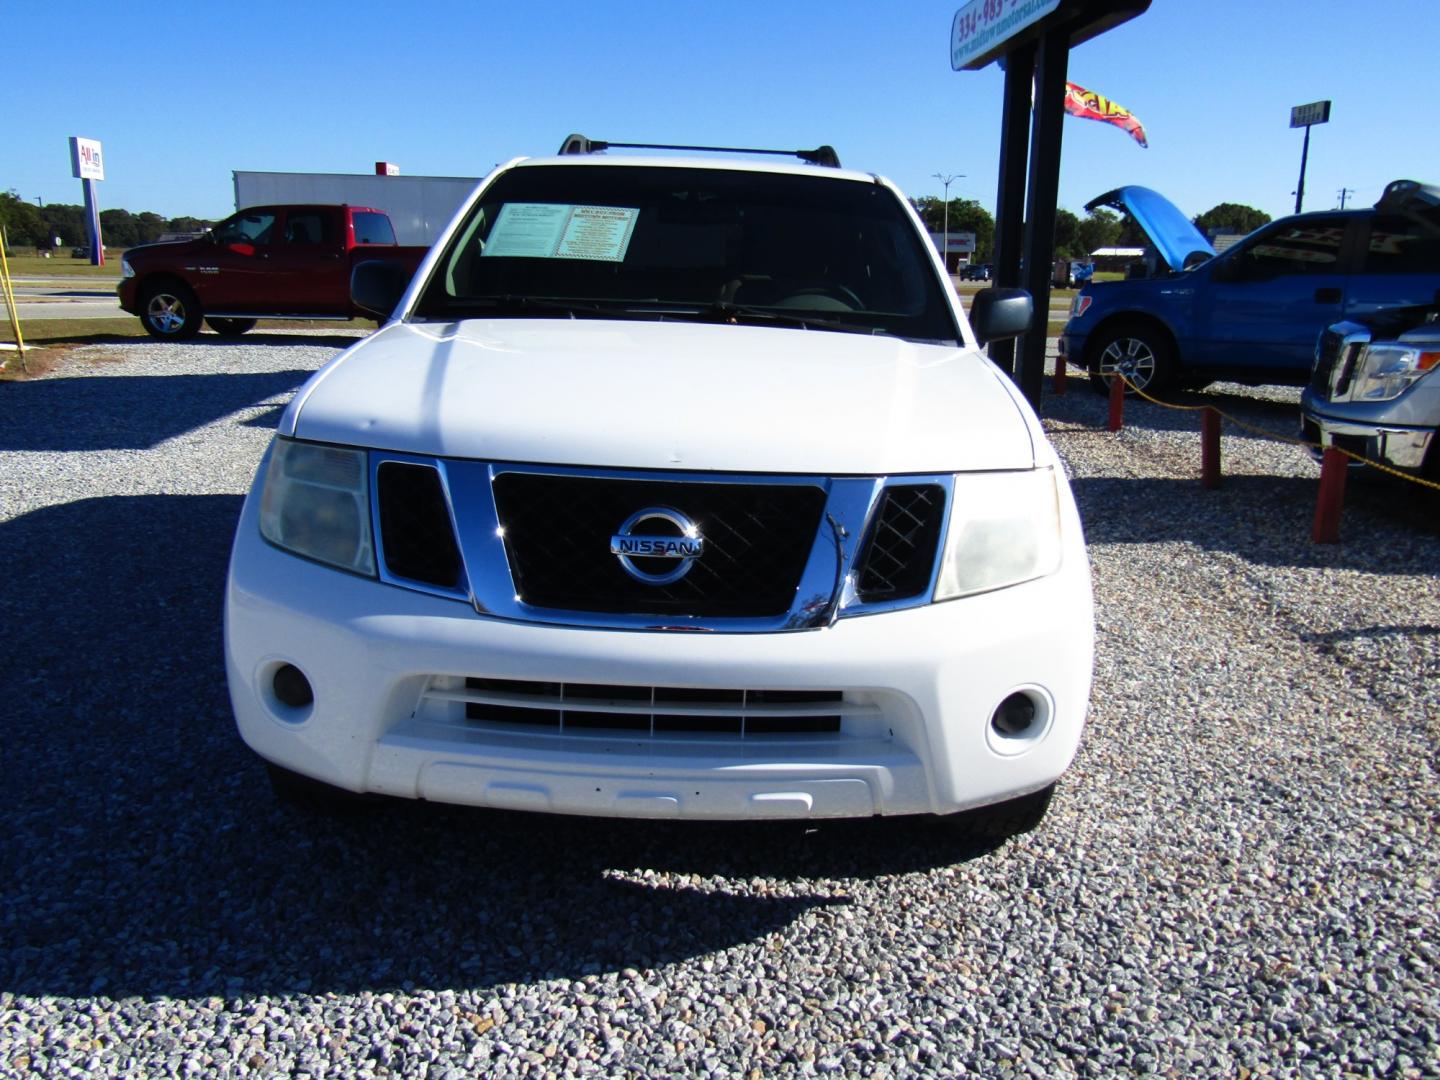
272 664 314 708
992 692 1036 736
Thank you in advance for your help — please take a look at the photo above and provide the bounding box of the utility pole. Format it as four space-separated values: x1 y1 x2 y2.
1336 187 1354 209
932 172 964 274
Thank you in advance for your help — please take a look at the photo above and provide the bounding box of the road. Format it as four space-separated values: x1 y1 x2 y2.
4 278 1074 323
5 277 123 321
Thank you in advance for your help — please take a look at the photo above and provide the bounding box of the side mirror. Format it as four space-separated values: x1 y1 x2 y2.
352 259 411 320
1208 255 1239 283
969 287 1033 345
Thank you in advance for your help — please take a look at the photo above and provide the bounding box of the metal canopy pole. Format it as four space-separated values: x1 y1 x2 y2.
989 40 1035 378
1016 26 1070 406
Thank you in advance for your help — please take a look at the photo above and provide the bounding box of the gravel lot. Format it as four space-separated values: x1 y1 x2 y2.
1 332 1436 1078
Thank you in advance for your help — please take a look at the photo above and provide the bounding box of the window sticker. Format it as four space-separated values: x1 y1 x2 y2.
483 203 638 262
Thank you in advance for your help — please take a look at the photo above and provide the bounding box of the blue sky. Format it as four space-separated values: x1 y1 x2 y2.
7 1 1439 224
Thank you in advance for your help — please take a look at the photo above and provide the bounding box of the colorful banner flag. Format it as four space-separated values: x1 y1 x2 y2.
1064 82 1149 148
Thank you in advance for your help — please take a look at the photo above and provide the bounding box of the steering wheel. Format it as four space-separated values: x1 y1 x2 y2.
771 283 864 311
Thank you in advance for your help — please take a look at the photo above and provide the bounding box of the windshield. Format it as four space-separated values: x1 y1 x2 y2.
415 164 959 342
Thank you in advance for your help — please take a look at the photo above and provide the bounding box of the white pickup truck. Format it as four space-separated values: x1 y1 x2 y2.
225 138 1094 834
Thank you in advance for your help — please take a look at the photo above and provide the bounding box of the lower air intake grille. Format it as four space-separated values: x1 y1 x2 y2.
462 678 842 736
855 484 945 602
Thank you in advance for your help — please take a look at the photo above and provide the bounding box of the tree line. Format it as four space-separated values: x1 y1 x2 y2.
0 190 213 250
2 184 1273 260
911 196 1271 262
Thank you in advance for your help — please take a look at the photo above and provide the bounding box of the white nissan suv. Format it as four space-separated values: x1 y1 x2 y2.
225 138 1094 834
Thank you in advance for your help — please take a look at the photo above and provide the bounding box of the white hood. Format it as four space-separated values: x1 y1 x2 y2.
285 319 1036 474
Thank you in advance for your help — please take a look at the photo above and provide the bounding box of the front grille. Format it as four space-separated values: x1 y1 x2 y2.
492 473 827 617
1310 326 1343 396
855 484 945 601
1311 324 1364 400
462 677 843 736
376 462 463 588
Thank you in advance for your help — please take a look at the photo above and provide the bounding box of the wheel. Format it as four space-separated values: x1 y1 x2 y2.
206 317 257 338
265 762 370 815
1087 322 1175 396
139 281 204 339
947 783 1055 841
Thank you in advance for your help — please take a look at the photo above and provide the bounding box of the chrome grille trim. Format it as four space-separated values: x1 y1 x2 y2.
366 456 958 632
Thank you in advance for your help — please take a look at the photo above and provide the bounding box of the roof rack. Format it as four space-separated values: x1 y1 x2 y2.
557 134 841 169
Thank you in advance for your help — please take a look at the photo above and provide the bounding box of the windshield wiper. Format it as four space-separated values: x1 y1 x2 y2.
438 295 633 319
661 300 886 336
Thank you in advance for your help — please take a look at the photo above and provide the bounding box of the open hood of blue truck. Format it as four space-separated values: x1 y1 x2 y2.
1085 185 1216 272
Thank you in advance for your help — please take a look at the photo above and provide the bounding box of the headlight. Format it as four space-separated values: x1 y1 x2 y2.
934 468 1063 600
258 438 375 575
120 257 135 279
1350 342 1440 402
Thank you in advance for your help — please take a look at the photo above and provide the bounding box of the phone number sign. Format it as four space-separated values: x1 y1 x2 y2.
951 0 1061 70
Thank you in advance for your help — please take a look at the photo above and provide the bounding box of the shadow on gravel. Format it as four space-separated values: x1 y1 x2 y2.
1072 473 1438 567
0 494 997 1003
0 369 314 451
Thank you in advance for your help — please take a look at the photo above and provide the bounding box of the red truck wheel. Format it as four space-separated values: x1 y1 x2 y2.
140 281 204 340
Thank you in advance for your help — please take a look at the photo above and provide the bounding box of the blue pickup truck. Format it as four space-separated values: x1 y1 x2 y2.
1060 180 1440 394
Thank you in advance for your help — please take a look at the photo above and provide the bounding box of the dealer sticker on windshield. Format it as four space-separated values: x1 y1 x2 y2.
483 203 639 262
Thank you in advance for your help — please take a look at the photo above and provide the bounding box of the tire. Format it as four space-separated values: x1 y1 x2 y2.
139 281 204 340
1087 321 1175 396
206 317 257 338
947 783 1055 841
265 762 370 816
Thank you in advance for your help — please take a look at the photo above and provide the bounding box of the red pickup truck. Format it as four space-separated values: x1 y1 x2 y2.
117 204 429 339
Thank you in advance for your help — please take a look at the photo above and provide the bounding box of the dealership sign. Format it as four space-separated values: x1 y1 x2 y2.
951 0 1061 70
1289 100 1331 128
69 136 105 181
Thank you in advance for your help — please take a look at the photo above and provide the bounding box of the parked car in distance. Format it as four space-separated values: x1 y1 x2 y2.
225 137 1094 834
1051 259 1095 288
117 205 429 339
1061 180 1440 394
960 263 991 281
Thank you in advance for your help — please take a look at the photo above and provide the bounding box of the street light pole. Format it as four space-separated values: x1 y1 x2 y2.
932 172 964 274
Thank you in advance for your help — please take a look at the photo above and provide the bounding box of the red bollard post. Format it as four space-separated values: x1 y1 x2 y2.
1312 447 1348 543
1201 407 1221 489
1106 374 1124 432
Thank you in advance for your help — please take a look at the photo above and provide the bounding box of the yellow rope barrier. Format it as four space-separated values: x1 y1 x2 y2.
1109 373 1440 494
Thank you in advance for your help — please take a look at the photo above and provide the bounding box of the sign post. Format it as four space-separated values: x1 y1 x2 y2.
1289 100 1331 215
949 0 1151 408
68 136 106 266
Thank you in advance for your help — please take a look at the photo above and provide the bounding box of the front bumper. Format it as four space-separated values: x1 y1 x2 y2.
116 278 139 316
1300 388 1437 473
225 473 1094 822
1058 331 1085 370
